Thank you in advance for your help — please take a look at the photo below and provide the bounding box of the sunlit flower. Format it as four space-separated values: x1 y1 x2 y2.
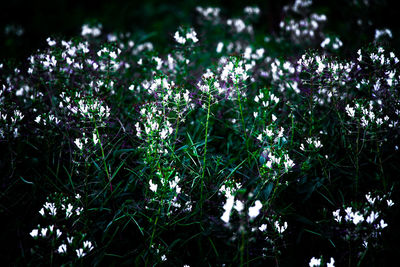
58 244 67 254
149 180 158 192
309 256 321 267
30 229 39 238
327 257 335 267
76 248 86 258
248 200 262 218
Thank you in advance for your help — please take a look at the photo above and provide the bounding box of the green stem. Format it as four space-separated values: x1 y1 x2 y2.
236 83 250 161
377 139 386 191
95 123 112 192
200 91 212 215
355 125 360 194
147 205 161 267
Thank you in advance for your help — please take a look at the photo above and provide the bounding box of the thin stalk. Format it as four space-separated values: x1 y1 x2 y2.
172 102 181 152
377 140 386 191
200 91 212 215
355 125 360 193
147 205 161 267
236 83 250 161
94 123 112 192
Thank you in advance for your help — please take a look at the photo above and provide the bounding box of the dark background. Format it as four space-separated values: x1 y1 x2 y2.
1 0 399 62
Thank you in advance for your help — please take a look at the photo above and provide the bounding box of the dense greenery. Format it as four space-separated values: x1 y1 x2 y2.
1 1 400 266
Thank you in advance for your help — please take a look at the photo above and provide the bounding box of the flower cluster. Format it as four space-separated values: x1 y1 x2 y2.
280 0 327 44
332 191 394 250
309 256 335 267
174 28 199 45
29 192 95 260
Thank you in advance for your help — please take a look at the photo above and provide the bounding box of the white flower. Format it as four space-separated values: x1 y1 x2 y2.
321 37 330 48
387 199 394 207
93 133 99 145
75 207 83 216
74 138 83 150
39 208 45 216
265 160 272 169
149 180 158 192
186 29 198 43
274 221 288 233
58 244 67 254
345 104 355 118
67 236 74 244
161 254 167 261
221 195 235 223
174 31 186 44
327 257 335 267
309 256 321 267
44 202 57 216
365 193 376 205
332 209 342 223
352 212 364 225
259 224 267 232
265 128 273 137
76 248 86 258
366 211 379 224
83 240 94 251
300 143 305 151
344 207 353 222
56 229 62 238
248 200 262 218
30 229 39 238
46 37 56 47
379 219 388 229
41 228 48 237
216 42 224 53
109 51 117 59
234 200 244 213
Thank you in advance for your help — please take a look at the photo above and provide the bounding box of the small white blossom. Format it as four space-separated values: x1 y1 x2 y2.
39 208 45 216
74 138 83 150
274 221 288 233
83 240 94 251
259 224 267 232
379 219 388 229
58 244 67 254
366 211 379 224
333 209 342 223
56 229 62 238
76 248 86 258
149 180 158 192
234 200 244 213
46 37 56 47
93 133 99 145
327 257 335 267
41 228 48 237
221 195 235 223
30 229 39 238
248 200 262 218
309 256 321 267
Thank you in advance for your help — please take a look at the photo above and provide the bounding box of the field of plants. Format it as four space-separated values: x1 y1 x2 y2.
1 0 400 266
